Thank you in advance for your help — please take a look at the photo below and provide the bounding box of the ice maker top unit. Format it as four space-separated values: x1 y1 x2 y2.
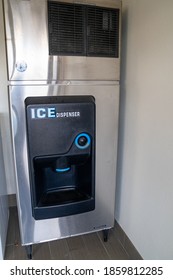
3 0 121 81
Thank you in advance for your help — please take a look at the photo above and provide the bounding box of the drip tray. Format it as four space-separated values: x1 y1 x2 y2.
38 187 89 207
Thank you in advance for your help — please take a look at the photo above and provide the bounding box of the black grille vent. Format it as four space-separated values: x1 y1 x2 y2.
48 2 85 55
87 6 119 57
48 1 120 58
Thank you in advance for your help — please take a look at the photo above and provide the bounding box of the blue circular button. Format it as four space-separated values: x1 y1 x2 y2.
75 133 91 149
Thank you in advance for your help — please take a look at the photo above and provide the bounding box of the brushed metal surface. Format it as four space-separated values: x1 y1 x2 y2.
0 120 9 259
9 83 119 245
3 0 121 82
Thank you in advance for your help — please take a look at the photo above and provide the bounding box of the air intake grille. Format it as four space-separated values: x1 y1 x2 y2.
48 2 85 55
48 1 120 58
87 6 119 57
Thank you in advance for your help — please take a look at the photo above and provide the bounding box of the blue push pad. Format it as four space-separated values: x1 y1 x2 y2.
55 167 70 172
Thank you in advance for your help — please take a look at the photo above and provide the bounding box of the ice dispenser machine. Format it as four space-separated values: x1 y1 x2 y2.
3 0 121 259
25 96 95 220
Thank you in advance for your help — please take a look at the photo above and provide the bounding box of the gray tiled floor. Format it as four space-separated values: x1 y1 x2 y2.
4 207 137 260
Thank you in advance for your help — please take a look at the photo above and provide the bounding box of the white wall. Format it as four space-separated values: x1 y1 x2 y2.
0 0 16 194
116 0 173 259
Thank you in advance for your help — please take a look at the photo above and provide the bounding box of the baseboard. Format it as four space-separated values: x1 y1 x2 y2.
8 194 16 207
114 220 143 259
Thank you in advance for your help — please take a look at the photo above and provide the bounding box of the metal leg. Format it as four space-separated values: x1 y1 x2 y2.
103 229 109 242
25 245 33 259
